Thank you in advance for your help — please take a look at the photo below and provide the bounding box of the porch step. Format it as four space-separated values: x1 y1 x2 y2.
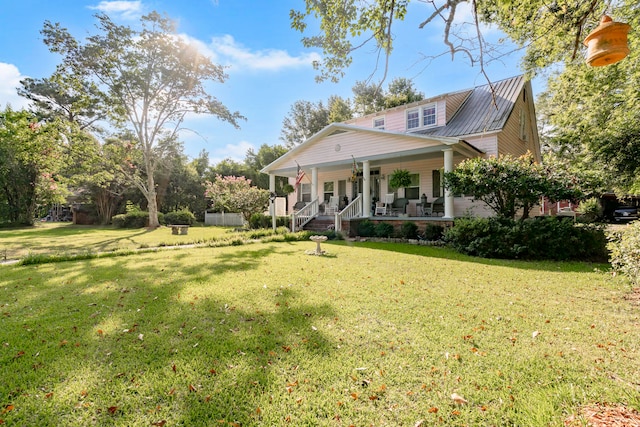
303 217 334 232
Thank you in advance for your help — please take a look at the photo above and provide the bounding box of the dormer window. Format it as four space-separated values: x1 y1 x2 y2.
407 109 420 129
423 105 436 126
373 117 385 129
406 103 437 130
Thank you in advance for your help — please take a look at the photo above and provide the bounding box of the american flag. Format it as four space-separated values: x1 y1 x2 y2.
294 165 305 189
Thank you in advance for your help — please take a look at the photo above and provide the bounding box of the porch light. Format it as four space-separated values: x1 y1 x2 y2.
584 15 631 67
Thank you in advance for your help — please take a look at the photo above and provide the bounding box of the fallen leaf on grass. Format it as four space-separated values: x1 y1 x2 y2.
151 421 166 426
188 384 197 392
44 392 53 399
428 407 438 413
107 406 118 414
1 405 14 415
350 393 359 400
451 393 468 405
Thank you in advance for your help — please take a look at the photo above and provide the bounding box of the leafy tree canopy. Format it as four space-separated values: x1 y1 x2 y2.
444 153 587 220
291 0 619 82
204 175 269 222
41 11 244 227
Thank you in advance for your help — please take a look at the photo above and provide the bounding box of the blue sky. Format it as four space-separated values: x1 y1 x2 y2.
0 0 533 164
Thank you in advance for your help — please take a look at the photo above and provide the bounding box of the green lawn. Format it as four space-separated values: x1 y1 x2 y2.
1 234 638 426
0 223 236 260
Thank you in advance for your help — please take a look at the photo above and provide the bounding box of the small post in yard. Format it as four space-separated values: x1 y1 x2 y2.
270 192 277 231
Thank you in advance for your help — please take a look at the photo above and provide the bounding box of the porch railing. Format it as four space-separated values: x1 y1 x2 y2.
291 198 319 232
335 194 362 232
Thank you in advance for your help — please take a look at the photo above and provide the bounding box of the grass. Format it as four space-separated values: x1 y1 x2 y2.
1 237 638 426
0 222 242 260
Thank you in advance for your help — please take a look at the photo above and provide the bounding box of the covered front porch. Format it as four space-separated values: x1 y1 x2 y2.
261 123 485 232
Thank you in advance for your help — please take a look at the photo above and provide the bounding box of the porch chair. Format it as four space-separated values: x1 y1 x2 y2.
325 196 340 215
375 193 395 216
432 197 445 216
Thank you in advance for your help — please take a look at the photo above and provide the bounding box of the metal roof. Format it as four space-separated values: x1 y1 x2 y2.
415 75 524 138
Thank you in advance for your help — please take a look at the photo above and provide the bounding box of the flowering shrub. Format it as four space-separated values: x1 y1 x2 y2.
608 221 640 286
205 175 269 222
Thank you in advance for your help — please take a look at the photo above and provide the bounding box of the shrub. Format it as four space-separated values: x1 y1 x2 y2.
375 222 395 238
111 211 150 228
164 209 195 225
249 213 289 229
445 216 607 261
357 220 376 237
608 221 640 286
423 223 445 241
576 197 603 223
400 221 419 239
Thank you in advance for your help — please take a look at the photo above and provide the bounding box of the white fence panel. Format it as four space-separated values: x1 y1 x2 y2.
204 212 245 226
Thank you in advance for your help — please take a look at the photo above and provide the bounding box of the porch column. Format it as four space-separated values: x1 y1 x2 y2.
362 160 371 217
269 174 276 231
311 167 318 202
443 148 454 219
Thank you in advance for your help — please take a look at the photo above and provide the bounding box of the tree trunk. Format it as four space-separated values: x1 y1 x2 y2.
146 172 160 228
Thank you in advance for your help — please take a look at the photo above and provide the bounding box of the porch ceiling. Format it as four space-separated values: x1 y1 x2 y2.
268 146 465 176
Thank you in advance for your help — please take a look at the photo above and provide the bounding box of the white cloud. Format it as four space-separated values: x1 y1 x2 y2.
88 1 143 20
0 63 30 110
206 35 322 72
210 140 255 164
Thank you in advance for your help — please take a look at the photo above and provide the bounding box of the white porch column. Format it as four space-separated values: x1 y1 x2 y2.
443 148 454 219
362 160 371 217
269 174 276 194
311 167 318 202
269 174 276 230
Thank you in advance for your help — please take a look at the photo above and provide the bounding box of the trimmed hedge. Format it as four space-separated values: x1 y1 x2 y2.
248 213 289 229
164 209 195 225
444 216 607 261
112 211 164 228
357 220 376 237
375 222 395 238
400 221 419 239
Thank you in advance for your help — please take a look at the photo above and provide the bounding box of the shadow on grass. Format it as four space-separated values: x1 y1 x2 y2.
327 240 610 273
0 244 336 426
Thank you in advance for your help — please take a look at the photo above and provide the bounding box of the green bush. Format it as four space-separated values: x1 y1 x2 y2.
608 221 640 286
444 216 607 261
400 221 419 239
423 223 445 241
111 211 150 228
375 222 395 238
357 220 376 237
164 209 195 225
576 198 603 223
249 213 288 229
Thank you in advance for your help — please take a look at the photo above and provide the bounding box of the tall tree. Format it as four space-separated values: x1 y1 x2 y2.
244 144 289 192
280 100 330 147
41 12 244 228
352 80 386 116
538 1 640 195
327 95 353 123
290 0 619 83
0 108 67 225
385 77 424 108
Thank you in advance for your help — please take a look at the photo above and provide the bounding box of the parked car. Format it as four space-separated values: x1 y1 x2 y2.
613 206 638 222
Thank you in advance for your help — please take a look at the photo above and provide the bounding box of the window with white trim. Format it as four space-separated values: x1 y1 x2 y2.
406 103 437 130
373 117 385 129
405 174 420 199
323 181 334 202
300 183 311 202
407 109 420 129
423 105 436 126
